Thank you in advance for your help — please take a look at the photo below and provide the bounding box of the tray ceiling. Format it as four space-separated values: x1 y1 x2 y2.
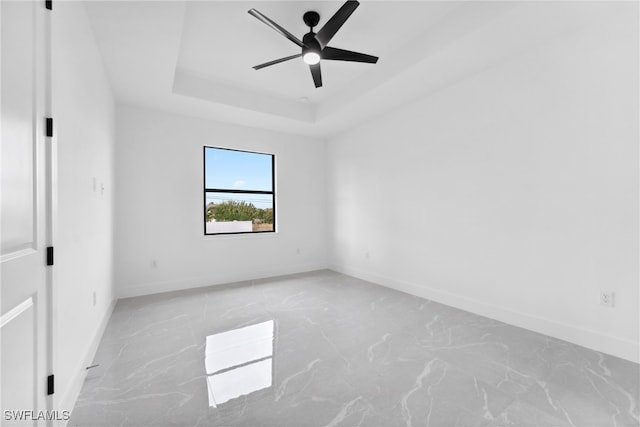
84 1 608 137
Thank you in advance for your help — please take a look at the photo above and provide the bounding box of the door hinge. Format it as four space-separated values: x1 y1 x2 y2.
47 375 54 395
46 247 54 266
46 118 53 137
45 0 52 11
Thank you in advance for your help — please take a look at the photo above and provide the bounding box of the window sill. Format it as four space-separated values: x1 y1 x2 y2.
202 231 279 240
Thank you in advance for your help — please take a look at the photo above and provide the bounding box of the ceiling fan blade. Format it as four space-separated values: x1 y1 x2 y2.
315 0 359 49
248 9 304 48
309 63 322 88
253 54 302 70
321 46 378 64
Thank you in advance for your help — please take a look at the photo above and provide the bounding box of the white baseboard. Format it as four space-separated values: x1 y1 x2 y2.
59 298 116 425
330 263 639 364
116 263 329 299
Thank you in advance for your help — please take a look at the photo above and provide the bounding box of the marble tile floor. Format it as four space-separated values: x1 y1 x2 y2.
70 270 639 427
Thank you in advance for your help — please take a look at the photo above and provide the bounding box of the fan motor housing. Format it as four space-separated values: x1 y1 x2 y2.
302 33 321 55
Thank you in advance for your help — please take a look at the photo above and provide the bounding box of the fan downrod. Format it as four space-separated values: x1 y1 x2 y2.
303 11 320 29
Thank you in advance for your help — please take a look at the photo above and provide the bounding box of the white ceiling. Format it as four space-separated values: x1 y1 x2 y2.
83 1 607 138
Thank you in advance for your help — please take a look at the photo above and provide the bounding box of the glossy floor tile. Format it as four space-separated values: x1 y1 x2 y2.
70 270 639 427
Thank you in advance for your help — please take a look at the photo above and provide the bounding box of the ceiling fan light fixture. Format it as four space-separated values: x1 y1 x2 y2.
249 1 379 88
303 51 320 65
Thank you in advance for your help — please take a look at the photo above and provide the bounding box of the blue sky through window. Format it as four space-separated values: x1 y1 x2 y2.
205 147 272 192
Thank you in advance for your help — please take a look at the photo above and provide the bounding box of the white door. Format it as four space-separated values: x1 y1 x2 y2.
1 0 52 425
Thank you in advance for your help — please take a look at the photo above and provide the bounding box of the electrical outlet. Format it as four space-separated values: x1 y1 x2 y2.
600 290 614 307
93 291 97 307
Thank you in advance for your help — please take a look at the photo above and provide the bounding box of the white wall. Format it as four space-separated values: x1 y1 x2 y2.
114 105 327 298
53 1 116 411
327 5 639 362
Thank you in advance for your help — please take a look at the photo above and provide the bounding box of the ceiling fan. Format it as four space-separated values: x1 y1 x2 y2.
248 0 378 88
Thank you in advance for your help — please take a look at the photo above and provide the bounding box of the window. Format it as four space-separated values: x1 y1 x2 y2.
203 146 275 235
